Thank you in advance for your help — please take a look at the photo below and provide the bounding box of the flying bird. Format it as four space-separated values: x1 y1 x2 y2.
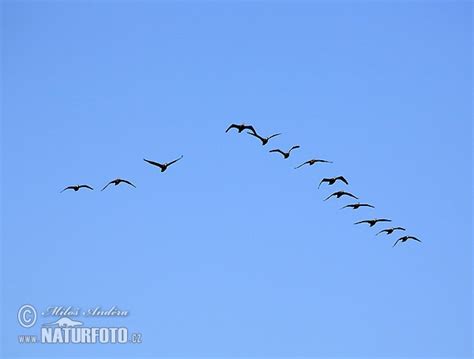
295 159 332 169
340 203 375 210
324 191 358 201
376 227 406 236
269 145 300 159
225 123 256 134
354 218 392 227
246 131 281 145
143 155 183 172
60 184 93 193
318 176 349 188
101 178 136 191
393 235 422 247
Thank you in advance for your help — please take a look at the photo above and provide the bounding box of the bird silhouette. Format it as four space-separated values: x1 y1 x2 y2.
60 184 93 193
143 155 183 172
354 218 392 227
340 203 375 210
246 131 281 145
393 235 421 247
318 176 349 188
376 227 406 236
324 191 358 201
101 178 136 191
269 145 300 159
295 159 333 169
225 123 256 134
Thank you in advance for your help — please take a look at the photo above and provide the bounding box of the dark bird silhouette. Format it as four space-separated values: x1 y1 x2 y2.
101 178 136 191
393 235 421 247
269 145 300 159
60 184 93 193
324 191 358 201
354 218 392 227
143 155 183 172
318 176 349 188
246 131 281 145
340 202 375 210
376 227 406 236
225 123 256 134
295 159 333 169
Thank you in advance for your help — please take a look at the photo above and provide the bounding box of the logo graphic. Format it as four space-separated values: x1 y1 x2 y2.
42 317 83 328
16 304 142 345
17 305 37 328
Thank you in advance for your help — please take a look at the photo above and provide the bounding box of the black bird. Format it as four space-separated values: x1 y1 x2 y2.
225 123 256 134
354 218 391 227
340 203 375 210
295 159 333 169
376 227 406 236
318 176 349 188
143 155 183 172
246 131 281 145
324 191 358 201
393 235 422 247
60 184 93 193
269 145 300 159
101 178 136 191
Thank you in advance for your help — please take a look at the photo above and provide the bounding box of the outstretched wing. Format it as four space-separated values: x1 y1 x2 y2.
392 239 402 247
340 204 354 209
225 124 239 133
60 186 74 193
295 161 310 169
394 227 406 231
337 176 349 185
121 179 136 188
318 178 329 189
376 219 392 223
345 192 359 199
79 185 94 190
243 125 257 135
324 192 337 201
288 145 300 153
167 155 183 167
247 131 265 143
101 181 114 191
144 158 166 170
407 236 421 242
316 159 333 164
360 203 375 208
267 133 281 140
354 220 370 225
269 149 286 157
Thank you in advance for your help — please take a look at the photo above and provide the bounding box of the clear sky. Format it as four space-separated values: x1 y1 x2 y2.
1 1 472 358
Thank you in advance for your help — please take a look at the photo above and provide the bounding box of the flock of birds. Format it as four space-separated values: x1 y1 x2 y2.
60 122 421 248
224 123 421 248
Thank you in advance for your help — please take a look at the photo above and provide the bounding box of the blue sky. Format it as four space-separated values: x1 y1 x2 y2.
1 1 472 358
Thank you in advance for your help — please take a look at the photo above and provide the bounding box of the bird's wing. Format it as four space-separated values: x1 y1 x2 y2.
392 239 401 247
244 125 257 135
376 229 387 235
393 227 406 231
362 204 375 208
318 159 333 163
80 185 94 190
269 149 285 156
60 186 74 193
324 193 336 201
354 220 369 225
121 179 136 188
338 176 349 185
294 161 310 169
247 131 264 142
340 204 352 209
408 236 421 242
267 133 282 140
318 178 329 189
167 155 183 167
346 192 359 199
101 181 113 191
288 145 300 153
144 158 166 170
225 124 238 132
377 219 392 223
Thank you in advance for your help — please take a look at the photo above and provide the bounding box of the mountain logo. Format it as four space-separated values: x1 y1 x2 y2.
42 317 83 328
